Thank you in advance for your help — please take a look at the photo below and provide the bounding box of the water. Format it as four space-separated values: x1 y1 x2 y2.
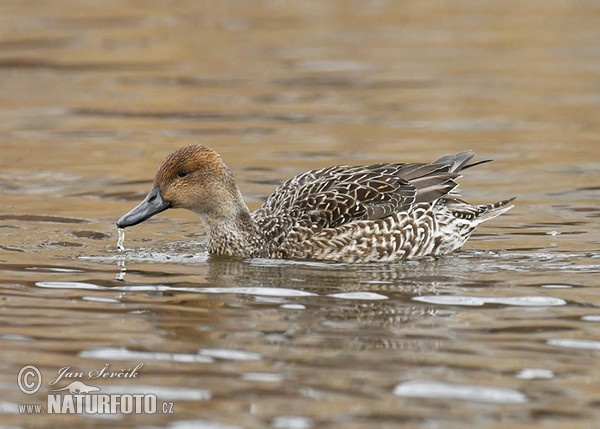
117 228 126 252
1 1 599 428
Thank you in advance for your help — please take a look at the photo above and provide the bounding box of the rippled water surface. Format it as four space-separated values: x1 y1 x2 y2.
1 1 599 428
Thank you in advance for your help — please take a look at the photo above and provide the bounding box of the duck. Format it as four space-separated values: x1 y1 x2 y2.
117 145 514 262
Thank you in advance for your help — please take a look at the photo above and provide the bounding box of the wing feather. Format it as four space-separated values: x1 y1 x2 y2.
256 151 479 231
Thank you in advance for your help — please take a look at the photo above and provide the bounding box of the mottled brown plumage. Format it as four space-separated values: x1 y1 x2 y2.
117 145 514 262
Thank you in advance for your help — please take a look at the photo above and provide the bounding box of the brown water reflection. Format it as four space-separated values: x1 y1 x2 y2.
1 1 599 428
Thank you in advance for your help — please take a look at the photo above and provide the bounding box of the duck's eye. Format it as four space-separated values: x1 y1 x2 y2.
177 171 188 178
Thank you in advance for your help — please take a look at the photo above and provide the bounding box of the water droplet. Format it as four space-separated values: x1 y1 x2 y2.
116 259 126 281
117 227 126 251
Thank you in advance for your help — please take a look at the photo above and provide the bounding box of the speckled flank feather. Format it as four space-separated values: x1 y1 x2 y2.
249 150 514 262
118 145 514 262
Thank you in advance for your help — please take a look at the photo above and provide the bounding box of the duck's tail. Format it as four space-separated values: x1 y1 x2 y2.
444 196 515 225
475 197 516 223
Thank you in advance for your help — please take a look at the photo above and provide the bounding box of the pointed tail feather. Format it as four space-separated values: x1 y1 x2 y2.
433 150 476 173
475 197 515 223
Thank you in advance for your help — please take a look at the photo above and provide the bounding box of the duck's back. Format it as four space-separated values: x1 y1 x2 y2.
251 151 513 262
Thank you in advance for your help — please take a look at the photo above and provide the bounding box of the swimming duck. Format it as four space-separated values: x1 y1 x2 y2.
117 145 514 262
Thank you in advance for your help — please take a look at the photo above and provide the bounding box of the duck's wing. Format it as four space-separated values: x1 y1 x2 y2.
259 151 477 230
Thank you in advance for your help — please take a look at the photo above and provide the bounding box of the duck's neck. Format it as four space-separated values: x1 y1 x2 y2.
201 189 264 258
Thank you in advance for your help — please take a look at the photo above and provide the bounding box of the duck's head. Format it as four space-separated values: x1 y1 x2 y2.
117 144 243 229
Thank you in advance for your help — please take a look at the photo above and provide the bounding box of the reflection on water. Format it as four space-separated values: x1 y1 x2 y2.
1 0 600 428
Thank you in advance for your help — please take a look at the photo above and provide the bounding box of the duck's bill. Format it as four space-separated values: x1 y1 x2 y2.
117 186 171 228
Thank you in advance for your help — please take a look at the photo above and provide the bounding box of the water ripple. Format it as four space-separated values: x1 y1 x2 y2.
412 295 566 307
79 347 214 363
547 338 600 350
100 385 211 401
393 380 527 404
166 420 242 429
200 287 316 297
327 292 388 300
199 348 262 361
515 368 554 380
